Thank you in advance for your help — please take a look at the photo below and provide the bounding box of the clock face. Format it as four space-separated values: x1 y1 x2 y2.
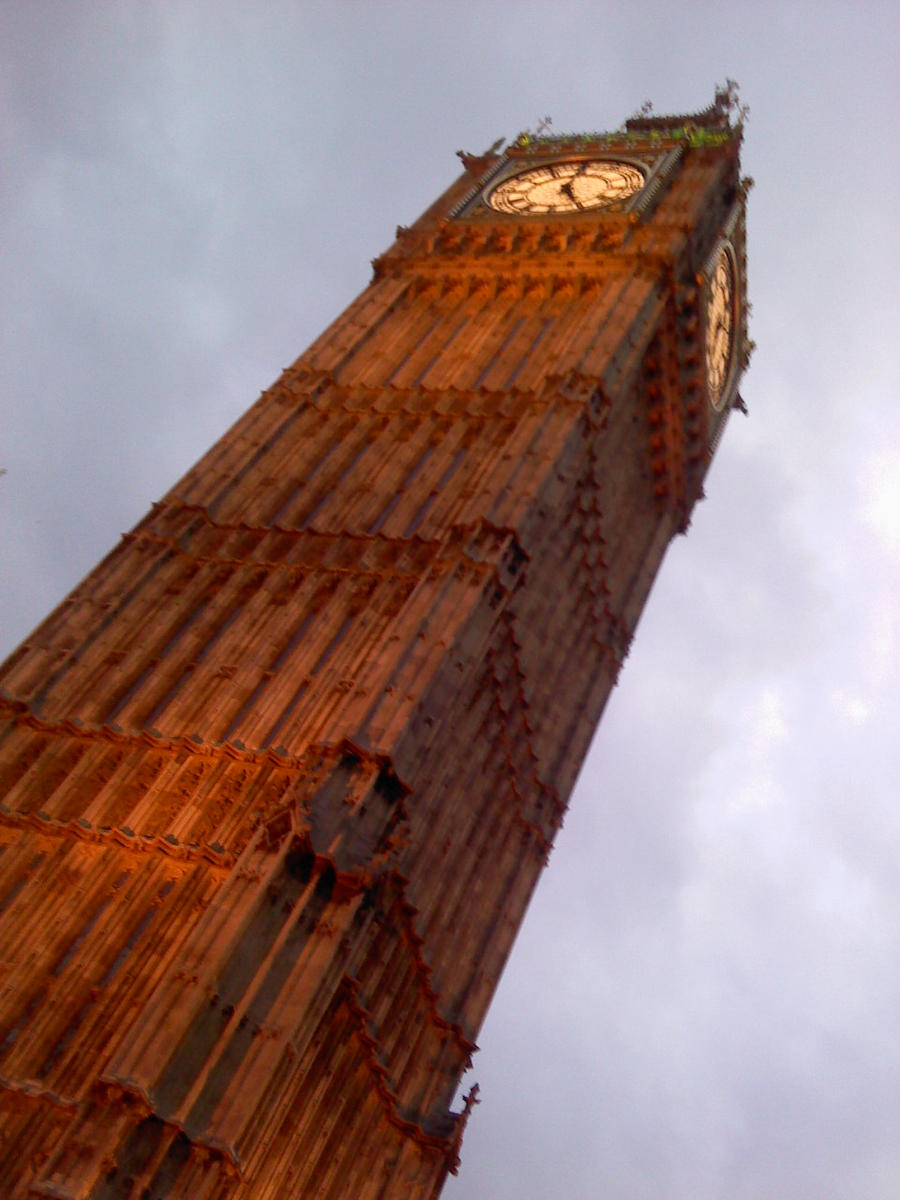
488 160 645 215
706 245 737 409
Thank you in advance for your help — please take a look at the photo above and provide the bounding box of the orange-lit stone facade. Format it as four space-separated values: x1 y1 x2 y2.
0 102 748 1199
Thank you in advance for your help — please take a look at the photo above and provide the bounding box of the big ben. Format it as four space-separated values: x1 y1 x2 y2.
0 89 749 1198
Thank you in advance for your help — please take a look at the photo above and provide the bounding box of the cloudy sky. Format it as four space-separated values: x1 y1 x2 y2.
2 4 898 1197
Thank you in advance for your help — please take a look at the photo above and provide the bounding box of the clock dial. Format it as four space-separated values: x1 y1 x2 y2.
488 160 645 215
706 245 736 409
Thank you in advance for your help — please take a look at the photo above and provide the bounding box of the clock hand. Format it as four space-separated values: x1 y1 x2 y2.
559 178 586 209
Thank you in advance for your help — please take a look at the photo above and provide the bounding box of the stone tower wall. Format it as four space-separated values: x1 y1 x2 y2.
0 114 747 1199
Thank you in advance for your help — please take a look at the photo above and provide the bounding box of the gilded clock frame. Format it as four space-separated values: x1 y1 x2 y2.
484 158 648 217
704 240 740 413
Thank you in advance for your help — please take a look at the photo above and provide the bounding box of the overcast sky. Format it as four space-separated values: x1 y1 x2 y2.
2 4 899 1198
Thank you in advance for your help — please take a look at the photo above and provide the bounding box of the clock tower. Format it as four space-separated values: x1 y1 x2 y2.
0 92 749 1198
